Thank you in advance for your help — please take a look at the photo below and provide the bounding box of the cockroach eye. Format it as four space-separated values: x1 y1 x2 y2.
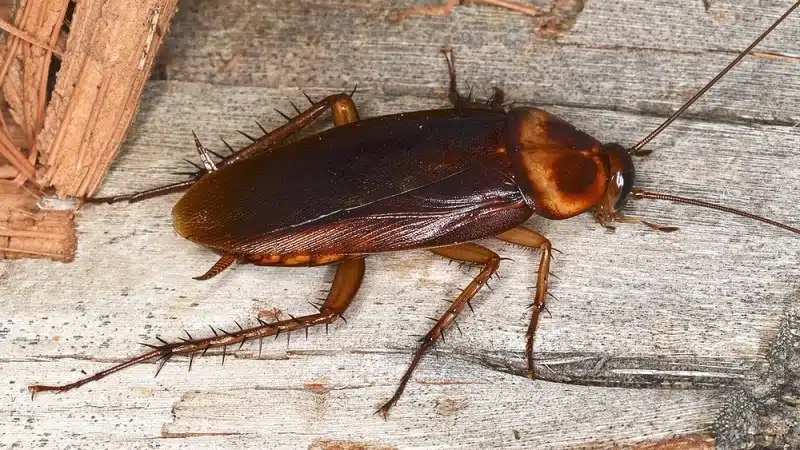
600 142 635 212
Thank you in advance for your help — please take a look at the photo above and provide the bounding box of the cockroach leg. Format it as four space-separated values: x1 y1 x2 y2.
441 49 503 111
219 137 235 154
193 253 236 280
86 92 360 204
237 130 258 142
495 226 552 378
191 131 218 172
274 108 292 121
207 149 226 160
28 258 365 396
83 179 199 205
442 48 467 109
182 159 206 172
486 87 505 111
615 217 680 233
216 92 361 163
377 243 500 418
255 121 269 134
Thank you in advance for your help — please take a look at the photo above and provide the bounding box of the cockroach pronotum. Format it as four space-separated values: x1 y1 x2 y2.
29 2 799 417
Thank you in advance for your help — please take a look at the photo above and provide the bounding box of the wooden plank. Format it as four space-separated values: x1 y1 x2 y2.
2 83 798 448
162 0 800 124
2 0 799 448
3 355 725 448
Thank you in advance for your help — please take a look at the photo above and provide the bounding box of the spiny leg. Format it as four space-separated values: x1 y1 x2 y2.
442 48 468 108
215 93 359 163
191 131 218 173
28 257 365 396
441 49 505 111
377 243 499 417
186 93 359 281
495 226 551 378
83 131 219 204
86 93 360 204
486 86 505 111
83 179 198 205
183 134 232 282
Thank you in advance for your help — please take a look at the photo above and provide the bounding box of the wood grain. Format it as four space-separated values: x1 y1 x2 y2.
2 0 799 448
35 0 179 197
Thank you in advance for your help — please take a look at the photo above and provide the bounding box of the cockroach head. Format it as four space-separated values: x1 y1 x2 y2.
506 107 635 221
595 142 635 222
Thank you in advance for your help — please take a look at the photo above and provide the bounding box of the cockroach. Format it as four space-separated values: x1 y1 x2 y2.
30 2 799 417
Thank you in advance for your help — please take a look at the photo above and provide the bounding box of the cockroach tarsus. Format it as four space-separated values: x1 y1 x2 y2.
30 2 800 418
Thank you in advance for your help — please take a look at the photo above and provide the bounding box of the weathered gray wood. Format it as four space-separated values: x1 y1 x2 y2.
2 0 799 448
163 0 800 124
4 356 725 448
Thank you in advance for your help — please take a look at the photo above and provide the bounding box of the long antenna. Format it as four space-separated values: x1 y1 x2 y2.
631 189 799 235
629 0 800 154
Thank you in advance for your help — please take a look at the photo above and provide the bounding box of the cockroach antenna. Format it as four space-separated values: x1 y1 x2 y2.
630 190 800 235
630 0 800 154
624 1 800 235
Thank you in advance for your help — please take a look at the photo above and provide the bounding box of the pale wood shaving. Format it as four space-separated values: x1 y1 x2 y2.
0 0 177 261
0 180 74 261
0 15 63 57
36 0 178 198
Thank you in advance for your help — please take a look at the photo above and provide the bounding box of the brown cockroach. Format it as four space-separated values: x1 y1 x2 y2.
29 1 799 417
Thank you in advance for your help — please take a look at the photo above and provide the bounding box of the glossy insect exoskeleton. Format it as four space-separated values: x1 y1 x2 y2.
30 2 800 417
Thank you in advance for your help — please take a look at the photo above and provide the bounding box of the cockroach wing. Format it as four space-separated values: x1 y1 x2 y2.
230 162 533 255
173 109 533 255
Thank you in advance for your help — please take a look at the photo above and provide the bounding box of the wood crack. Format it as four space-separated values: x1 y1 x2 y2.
17 347 761 391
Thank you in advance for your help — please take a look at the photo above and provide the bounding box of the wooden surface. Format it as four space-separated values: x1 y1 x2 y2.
36 0 178 198
3 0 799 448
